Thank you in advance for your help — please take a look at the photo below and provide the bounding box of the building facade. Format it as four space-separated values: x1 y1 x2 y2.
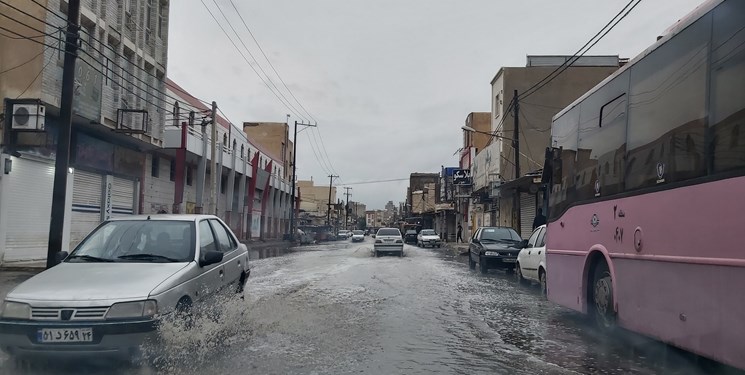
297 179 337 226
0 0 170 264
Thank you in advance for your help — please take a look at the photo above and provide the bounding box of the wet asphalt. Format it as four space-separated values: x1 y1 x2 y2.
0 239 735 375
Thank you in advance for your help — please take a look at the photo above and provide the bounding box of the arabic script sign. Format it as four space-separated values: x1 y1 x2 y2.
453 169 472 185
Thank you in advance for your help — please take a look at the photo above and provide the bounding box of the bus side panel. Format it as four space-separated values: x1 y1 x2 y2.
546 251 586 313
615 258 745 370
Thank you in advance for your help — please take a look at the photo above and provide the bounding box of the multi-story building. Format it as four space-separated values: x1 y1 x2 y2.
0 0 171 264
243 122 293 181
477 55 624 237
297 179 336 226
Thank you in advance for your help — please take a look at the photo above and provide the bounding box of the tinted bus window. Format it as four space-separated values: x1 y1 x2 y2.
576 71 629 200
625 14 710 191
710 1 745 174
548 107 579 220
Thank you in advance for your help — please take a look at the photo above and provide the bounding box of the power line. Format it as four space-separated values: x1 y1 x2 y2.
0 46 47 75
226 0 318 123
199 0 306 121
15 45 55 99
520 0 642 101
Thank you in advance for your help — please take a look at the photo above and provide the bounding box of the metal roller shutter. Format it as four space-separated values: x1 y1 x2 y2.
111 176 135 217
3 158 55 262
70 170 102 249
520 193 536 239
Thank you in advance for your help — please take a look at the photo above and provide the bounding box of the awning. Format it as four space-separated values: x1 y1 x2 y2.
498 172 544 197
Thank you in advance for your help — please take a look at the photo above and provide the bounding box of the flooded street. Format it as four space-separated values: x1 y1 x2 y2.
0 239 729 375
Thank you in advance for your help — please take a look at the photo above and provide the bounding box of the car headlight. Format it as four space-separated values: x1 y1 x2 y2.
1 301 31 320
106 300 158 319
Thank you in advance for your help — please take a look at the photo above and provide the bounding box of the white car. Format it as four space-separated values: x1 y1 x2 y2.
351 230 365 242
0 215 249 363
338 230 352 239
516 224 547 294
374 228 404 257
416 229 441 248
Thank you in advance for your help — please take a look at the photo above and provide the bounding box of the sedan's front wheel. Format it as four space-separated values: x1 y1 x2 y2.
468 253 476 270
479 256 488 274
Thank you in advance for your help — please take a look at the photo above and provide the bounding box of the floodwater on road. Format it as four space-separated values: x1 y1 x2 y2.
0 240 736 374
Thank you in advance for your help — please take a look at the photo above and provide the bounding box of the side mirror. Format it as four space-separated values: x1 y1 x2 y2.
54 251 69 264
518 239 529 248
199 251 224 267
371 234 376 238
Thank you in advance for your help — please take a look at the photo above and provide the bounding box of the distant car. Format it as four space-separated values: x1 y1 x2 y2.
351 230 365 242
374 228 404 257
417 229 441 248
468 226 523 274
516 225 547 294
0 215 249 363
403 230 418 244
338 230 351 239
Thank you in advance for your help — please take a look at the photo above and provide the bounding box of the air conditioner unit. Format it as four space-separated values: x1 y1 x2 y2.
12 103 45 131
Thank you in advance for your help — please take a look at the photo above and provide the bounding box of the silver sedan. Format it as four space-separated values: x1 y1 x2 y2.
0 214 249 362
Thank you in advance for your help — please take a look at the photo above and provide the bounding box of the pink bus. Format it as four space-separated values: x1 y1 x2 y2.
543 0 745 370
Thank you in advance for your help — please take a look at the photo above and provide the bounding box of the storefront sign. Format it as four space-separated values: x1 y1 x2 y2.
453 169 472 185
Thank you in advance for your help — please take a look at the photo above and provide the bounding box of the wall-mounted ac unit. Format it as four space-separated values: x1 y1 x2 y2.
12 103 45 131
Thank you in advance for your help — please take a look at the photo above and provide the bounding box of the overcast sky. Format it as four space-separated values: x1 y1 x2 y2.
168 0 704 209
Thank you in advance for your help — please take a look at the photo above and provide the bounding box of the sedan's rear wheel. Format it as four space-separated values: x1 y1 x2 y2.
539 269 547 296
515 263 529 285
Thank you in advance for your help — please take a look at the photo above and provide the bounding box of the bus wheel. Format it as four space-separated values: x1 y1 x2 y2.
591 261 616 330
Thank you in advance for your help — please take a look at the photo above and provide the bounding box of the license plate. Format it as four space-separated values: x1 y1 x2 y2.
503 258 517 263
37 328 93 343
484 251 499 256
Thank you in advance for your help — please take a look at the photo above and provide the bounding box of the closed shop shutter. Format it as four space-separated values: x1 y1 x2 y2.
70 170 102 249
111 176 135 217
3 158 55 262
520 193 536 239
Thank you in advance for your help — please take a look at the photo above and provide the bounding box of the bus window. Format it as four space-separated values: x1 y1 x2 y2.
625 13 710 191
710 1 745 174
548 107 579 221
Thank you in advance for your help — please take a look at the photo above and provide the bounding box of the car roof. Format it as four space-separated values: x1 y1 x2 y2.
107 214 219 222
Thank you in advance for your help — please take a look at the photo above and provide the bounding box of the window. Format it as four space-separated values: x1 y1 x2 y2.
151 155 159 177
548 107 579 221
537 228 546 247
157 2 165 38
494 94 501 118
209 219 237 252
221 175 227 194
104 58 113 86
710 1 745 174
527 228 541 248
625 13 709 191
576 72 629 201
169 159 176 182
199 220 217 253
186 166 193 186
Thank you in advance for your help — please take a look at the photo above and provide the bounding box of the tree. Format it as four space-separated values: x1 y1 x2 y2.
357 218 366 230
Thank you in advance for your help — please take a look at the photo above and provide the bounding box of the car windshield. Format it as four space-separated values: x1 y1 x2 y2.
406 230 417 235
353 230 364 235
68 220 195 262
421 230 436 235
479 228 521 242
377 229 401 236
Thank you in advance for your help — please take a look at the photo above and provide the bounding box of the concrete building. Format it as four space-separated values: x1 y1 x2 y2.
474 55 623 237
243 122 293 181
297 179 337 226
154 79 294 241
0 0 171 264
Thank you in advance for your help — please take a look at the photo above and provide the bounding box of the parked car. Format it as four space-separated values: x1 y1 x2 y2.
351 230 365 242
338 230 351 240
403 230 418 244
0 215 249 363
416 229 441 248
468 226 523 274
516 225 547 294
374 228 404 257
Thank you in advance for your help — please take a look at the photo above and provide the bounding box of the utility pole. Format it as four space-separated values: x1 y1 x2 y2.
513 90 521 234
46 0 80 269
326 174 338 226
344 187 352 230
210 101 218 215
289 120 316 240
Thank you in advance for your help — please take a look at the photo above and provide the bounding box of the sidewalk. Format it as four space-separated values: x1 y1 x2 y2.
442 242 470 257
